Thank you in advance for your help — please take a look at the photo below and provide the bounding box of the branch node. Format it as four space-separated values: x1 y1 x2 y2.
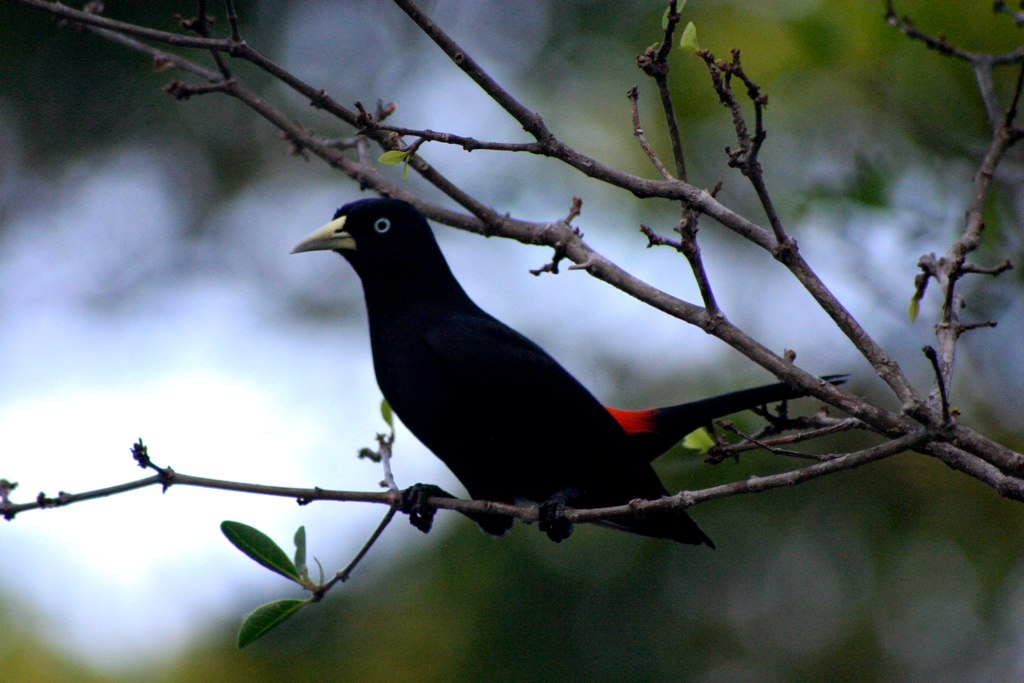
309 89 330 109
530 208 583 276
771 236 799 261
354 100 376 130
163 77 235 100
0 479 18 521
158 466 176 492
530 252 564 276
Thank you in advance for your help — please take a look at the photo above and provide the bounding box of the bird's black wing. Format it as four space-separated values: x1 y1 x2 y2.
420 311 713 547
421 310 655 501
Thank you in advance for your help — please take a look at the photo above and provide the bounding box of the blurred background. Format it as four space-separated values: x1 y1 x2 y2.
2 0 1023 680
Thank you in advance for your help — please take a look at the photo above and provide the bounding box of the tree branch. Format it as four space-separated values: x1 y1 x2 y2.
1 431 929 529
4 0 1022 532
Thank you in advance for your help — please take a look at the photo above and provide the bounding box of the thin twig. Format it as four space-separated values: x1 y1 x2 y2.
378 433 398 492
636 0 687 179
923 346 951 424
574 430 935 523
1006 60 1024 128
371 125 543 153
714 421 832 461
711 417 863 459
886 1 1024 129
628 86 673 180
994 0 1024 27
676 209 721 315
223 0 241 42
2 429 934 531
186 0 232 79
316 506 399 598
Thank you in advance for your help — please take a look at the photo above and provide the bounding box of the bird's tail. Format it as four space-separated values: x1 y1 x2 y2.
607 374 847 461
596 509 716 547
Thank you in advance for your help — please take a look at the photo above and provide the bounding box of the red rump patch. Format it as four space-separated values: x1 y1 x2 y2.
605 407 659 435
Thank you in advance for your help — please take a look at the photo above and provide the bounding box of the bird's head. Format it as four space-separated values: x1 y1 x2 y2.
291 197 435 255
291 197 460 293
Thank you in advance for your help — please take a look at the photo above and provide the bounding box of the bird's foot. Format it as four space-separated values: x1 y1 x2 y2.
400 483 453 534
538 494 573 543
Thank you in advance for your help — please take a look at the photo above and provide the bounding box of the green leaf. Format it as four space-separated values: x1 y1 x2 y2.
682 427 715 453
402 159 410 179
661 1 687 29
237 599 308 649
908 296 920 322
378 149 409 165
680 21 700 52
293 526 307 578
221 521 301 583
380 398 394 429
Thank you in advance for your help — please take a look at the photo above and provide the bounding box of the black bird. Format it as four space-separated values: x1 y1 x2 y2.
293 198 840 545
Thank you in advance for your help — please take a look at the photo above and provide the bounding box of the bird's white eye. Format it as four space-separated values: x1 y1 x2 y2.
374 217 391 234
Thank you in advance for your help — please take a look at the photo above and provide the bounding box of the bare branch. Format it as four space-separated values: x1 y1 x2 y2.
5 0 1023 536
628 86 674 180
994 0 1024 27
182 0 233 79
315 507 399 599
370 125 543 154
223 0 241 42
2 430 930 534
391 0 554 144
636 0 688 179
922 346 951 424
1007 60 1024 128
574 429 935 524
8 0 239 50
886 1 1024 130
708 417 864 462
926 442 1024 502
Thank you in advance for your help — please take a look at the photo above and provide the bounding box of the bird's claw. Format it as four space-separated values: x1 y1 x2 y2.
399 483 452 534
538 494 573 542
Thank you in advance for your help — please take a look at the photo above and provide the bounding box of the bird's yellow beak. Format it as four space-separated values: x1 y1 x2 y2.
290 215 356 254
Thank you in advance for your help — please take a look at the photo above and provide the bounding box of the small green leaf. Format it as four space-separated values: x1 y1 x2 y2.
378 149 410 165
682 427 715 453
237 599 308 649
221 521 301 583
661 1 686 29
380 398 394 429
680 21 700 52
908 296 920 322
293 526 307 578
401 159 410 179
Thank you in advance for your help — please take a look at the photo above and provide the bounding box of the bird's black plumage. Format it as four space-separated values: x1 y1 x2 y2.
293 198 838 546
